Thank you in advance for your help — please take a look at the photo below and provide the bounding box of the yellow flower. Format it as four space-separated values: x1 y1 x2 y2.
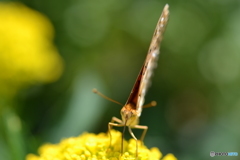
26 130 177 160
0 2 63 98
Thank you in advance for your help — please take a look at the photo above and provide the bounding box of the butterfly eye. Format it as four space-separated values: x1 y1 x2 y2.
120 108 125 115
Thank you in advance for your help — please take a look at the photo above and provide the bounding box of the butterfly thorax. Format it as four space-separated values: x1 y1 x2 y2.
120 103 139 127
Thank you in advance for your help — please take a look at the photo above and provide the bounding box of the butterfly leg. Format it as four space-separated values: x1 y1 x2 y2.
132 125 148 143
108 117 124 154
110 117 123 126
128 127 139 158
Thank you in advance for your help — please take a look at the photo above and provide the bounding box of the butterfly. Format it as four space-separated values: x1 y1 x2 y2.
94 4 169 158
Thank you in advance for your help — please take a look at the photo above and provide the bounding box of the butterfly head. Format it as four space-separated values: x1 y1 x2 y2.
121 103 139 127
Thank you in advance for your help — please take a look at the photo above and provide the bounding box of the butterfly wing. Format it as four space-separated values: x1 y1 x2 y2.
125 4 169 116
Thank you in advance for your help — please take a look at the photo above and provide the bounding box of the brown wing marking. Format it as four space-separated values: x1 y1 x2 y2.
124 65 144 109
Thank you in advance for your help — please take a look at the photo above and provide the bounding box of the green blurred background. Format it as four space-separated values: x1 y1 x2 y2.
0 0 239 160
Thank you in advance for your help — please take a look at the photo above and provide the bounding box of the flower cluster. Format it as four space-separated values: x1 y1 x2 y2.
26 130 177 160
0 2 63 98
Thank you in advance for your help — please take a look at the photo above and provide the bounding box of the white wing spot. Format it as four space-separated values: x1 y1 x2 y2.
152 52 157 58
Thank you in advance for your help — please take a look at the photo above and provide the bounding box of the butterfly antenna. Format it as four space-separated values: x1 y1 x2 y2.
143 101 157 108
92 88 123 106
